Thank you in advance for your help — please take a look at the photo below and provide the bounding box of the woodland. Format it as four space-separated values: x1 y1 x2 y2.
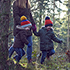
0 0 70 70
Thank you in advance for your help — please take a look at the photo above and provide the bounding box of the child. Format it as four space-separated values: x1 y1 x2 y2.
33 16 63 64
9 16 32 62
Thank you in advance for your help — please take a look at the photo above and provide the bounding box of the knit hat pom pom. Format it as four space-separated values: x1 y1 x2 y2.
45 16 50 20
20 16 27 21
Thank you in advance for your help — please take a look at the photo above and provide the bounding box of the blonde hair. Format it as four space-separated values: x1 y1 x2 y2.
15 0 31 8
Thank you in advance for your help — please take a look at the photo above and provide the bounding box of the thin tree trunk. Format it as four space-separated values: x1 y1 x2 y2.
53 0 55 23
39 2 42 29
67 0 70 50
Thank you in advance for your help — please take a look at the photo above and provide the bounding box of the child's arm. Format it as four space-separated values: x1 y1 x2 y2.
20 31 29 45
20 32 31 47
32 24 40 36
33 30 40 36
51 32 63 43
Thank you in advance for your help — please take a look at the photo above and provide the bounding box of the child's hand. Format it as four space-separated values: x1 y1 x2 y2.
60 39 65 44
60 40 63 44
27 43 31 48
32 24 37 31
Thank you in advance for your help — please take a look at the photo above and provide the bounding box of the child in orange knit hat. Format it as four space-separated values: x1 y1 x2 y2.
33 16 63 64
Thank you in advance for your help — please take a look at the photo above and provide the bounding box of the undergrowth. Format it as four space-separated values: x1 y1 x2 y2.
7 51 70 70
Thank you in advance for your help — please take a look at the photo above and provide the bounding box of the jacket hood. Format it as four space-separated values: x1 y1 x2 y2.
42 27 53 31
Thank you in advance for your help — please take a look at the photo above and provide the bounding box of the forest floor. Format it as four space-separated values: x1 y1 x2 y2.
7 51 70 70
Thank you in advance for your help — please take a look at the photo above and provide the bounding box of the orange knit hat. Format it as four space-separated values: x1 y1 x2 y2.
45 16 53 27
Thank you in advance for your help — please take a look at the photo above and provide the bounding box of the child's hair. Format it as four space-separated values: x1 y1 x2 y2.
15 0 31 8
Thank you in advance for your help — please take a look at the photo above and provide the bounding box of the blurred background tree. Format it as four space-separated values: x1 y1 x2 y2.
0 0 11 70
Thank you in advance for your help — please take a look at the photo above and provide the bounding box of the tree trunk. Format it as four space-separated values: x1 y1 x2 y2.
67 0 70 50
0 0 11 70
39 2 42 29
53 0 55 23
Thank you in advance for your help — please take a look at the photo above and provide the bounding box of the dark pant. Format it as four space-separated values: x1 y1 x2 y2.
41 49 55 64
9 46 25 62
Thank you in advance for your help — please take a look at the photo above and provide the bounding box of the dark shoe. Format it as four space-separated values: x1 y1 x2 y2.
41 62 43 64
28 59 32 63
13 57 16 60
47 56 50 60
13 57 19 62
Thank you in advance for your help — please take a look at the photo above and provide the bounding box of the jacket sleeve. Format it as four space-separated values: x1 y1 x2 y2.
20 31 29 45
29 9 36 24
13 2 21 25
33 30 40 36
51 32 62 43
